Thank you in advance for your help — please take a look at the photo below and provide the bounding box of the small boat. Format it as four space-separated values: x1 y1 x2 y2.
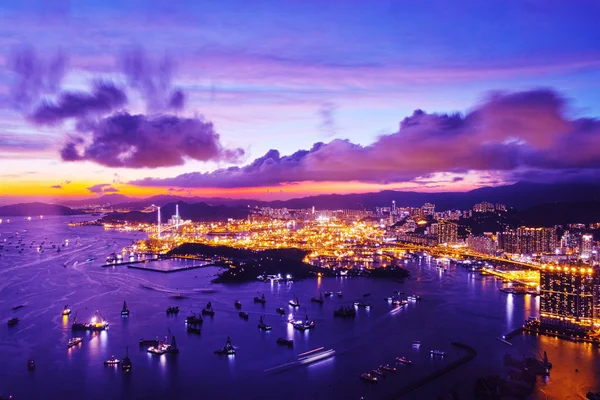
7 317 19 326
430 349 446 357
234 300 242 309
324 292 333 297
166 306 180 314
187 326 201 334
289 295 300 307
412 341 421 348
310 293 324 304
62 305 71 316
27 360 36 371
139 338 159 346
275 307 285 315
353 302 371 310
67 337 83 348
12 305 24 311
407 295 417 301
363 293 371 298
201 302 215 316
121 301 130 317
360 372 377 383
214 336 236 355
291 314 315 331
258 316 272 331
371 368 384 376
253 292 266 304
122 347 132 371
147 343 168 355
239 311 249 320
186 313 203 325
396 356 412 365
276 338 293 347
384 297 393 301
337 292 343 297
380 364 396 372
104 355 121 366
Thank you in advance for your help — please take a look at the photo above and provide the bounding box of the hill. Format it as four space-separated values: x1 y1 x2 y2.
0 202 82 217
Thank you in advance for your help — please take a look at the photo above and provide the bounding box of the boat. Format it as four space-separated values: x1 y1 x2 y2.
67 337 83 348
412 341 421 348
62 305 71 316
276 338 293 347
353 302 371 310
430 349 446 357
407 295 417 301
214 336 236 355
289 295 300 307
12 305 24 311
258 316 272 331
168 335 179 354
186 313 203 325
384 297 393 301
121 301 130 317
291 314 315 331
201 302 215 316
363 293 371 298
187 326 201 334
147 340 171 355
234 300 242 309
85 257 95 263
71 311 108 331
333 306 356 318
7 317 19 326
337 292 343 297
253 292 266 304
371 368 384 376
360 372 377 383
139 338 159 346
166 306 180 314
27 360 36 371
380 364 396 372
121 347 132 372
275 307 285 315
104 355 121 366
239 311 249 320
310 293 324 304
396 356 412 365
324 292 333 297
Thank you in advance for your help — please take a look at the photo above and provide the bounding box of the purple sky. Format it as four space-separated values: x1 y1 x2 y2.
1 0 600 201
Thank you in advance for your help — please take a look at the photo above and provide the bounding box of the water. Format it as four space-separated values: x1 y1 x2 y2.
0 216 598 399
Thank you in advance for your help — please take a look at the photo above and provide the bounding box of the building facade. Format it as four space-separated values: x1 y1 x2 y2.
437 220 458 245
499 226 557 254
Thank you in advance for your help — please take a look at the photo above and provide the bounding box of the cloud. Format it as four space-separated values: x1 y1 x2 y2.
318 101 337 137
452 177 464 182
131 88 600 188
87 183 119 194
168 90 185 110
29 81 127 125
60 112 244 168
50 184 62 189
7 46 67 111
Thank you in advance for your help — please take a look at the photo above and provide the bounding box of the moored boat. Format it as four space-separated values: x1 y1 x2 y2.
166 306 180 314
396 356 412 365
371 368 384 376
337 292 343 297
201 302 215 316
214 336 236 355
360 372 377 383
27 359 36 371
289 295 300 308
7 317 19 326
258 316 272 331
121 301 130 317
62 305 71 316
239 311 249 319
310 293 324 304
254 292 266 304
380 364 396 372
276 337 293 347
122 347 132 371
234 300 242 309
186 313 203 325
430 349 446 357
104 355 120 366
324 292 333 297
67 337 83 348
275 307 285 315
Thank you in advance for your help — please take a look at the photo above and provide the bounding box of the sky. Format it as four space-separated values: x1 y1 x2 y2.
1 0 600 204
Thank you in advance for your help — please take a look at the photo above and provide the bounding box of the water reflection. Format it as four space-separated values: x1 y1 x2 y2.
506 293 514 327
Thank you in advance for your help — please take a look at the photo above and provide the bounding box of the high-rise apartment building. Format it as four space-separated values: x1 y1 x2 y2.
498 227 557 254
467 233 496 255
437 220 458 245
473 202 495 213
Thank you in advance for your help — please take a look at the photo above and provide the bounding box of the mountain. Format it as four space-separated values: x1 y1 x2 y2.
62 194 133 207
100 201 250 223
0 202 83 217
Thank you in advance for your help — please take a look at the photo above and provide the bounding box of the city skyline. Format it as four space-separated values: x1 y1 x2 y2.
2 1 600 203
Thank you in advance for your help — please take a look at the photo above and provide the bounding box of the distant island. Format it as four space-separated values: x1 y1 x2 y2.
0 202 83 217
101 201 250 223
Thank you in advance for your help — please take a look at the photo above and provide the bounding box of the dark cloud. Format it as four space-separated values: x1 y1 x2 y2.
168 90 185 110
318 101 337 137
131 88 600 189
50 184 62 189
30 81 127 126
7 46 67 111
87 183 119 194
60 112 244 168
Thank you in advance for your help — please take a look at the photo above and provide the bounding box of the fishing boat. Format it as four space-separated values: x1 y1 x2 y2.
7 317 19 326
62 305 71 316
239 311 249 320
121 301 130 317
430 349 446 357
253 292 266 304
360 372 377 383
380 364 396 372
214 336 236 355
186 313 203 325
258 316 272 331
289 295 300 308
187 326 201 334
121 347 132 372
71 311 109 331
234 300 242 309
104 355 121 366
396 356 412 365
291 314 315 331
67 337 83 348
371 368 384 376
276 338 293 347
201 302 215 316
275 307 285 315
166 306 180 314
310 293 324 304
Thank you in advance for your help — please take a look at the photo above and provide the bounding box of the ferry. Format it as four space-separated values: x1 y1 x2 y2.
121 347 132 372
430 349 446 357
289 296 300 308
234 300 242 309
166 306 180 315
67 337 83 348
380 364 396 372
275 307 285 315
396 356 412 365
276 338 293 347
253 292 266 304
360 372 377 383
201 302 215 316
258 316 272 331
239 311 249 320
121 301 130 317
104 355 121 366
310 293 324 304
214 336 236 355
7 317 19 326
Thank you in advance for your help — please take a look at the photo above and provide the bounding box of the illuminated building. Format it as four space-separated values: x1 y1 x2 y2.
437 220 458 245
539 265 597 328
467 233 496 255
421 203 435 216
473 202 495 213
495 203 507 212
582 234 593 259
499 227 557 254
